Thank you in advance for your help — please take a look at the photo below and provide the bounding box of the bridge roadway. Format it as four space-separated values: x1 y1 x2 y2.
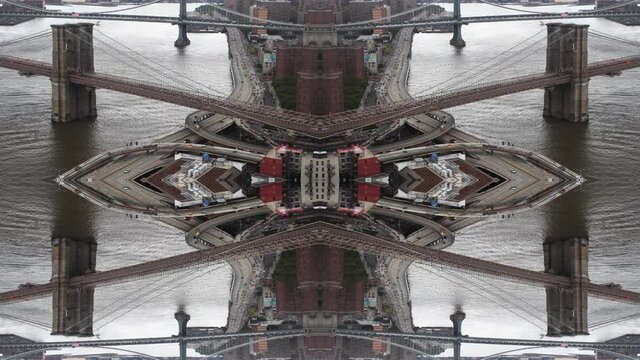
2 329 640 350
0 222 638 305
1 10 639 32
1 55 639 139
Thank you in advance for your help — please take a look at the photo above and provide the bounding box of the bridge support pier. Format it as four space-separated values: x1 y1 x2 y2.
450 309 465 360
543 237 589 336
450 25 466 48
543 23 589 122
51 237 96 336
175 310 190 360
174 0 191 47
449 0 465 48
51 24 97 123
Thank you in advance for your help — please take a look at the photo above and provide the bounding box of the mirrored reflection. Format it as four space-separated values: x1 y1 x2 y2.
1 0 640 358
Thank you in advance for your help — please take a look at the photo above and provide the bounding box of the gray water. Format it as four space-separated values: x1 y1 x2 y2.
0 3 639 357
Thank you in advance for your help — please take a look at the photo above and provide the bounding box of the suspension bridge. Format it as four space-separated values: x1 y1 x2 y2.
1 327 640 351
0 0 639 353
0 22 639 135
1 0 640 43
1 9 639 31
0 222 638 304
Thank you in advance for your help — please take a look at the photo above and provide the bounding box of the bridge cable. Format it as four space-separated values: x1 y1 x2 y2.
475 0 564 15
412 28 550 96
63 261 220 334
88 27 229 98
461 29 575 90
437 265 577 334
0 29 50 48
334 0 443 28
66 257 232 332
579 0 640 13
431 28 575 95
590 312 640 330
203 4 306 28
79 0 164 15
64 28 194 92
412 263 548 331
94 262 229 332
409 247 586 333
93 28 229 98
476 0 640 15
0 0 164 15
0 0 60 13
590 29 640 48
0 312 50 331
410 27 550 97
87 29 218 96
67 28 225 99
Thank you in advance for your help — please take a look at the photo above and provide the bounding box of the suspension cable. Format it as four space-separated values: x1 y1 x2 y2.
412 263 546 331
0 29 50 48
93 28 228 98
590 312 640 330
580 0 640 13
428 28 575 96
66 28 218 98
82 0 163 15
0 0 59 13
461 29 575 90
94 262 230 332
64 261 215 334
0 312 50 331
476 0 562 15
590 29 640 48
336 0 444 28
411 27 549 97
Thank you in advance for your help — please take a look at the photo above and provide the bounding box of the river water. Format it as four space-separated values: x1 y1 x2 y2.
0 3 638 357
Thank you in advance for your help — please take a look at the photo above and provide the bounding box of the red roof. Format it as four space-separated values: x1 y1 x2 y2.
357 157 381 177
412 167 443 193
454 159 494 200
197 167 228 193
147 160 186 200
260 157 283 177
357 183 381 203
260 184 283 203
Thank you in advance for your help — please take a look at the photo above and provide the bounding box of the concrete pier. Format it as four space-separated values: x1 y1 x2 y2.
543 237 589 336
449 0 465 48
175 310 190 360
51 237 96 336
174 0 191 47
450 310 465 360
543 23 590 122
51 24 97 123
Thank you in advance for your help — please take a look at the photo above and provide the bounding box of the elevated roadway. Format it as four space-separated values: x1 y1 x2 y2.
2 328 640 350
1 11 639 32
1 222 638 305
3 54 637 139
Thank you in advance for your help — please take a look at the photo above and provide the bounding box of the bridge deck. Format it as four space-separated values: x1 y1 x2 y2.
2 55 638 139
0 222 638 305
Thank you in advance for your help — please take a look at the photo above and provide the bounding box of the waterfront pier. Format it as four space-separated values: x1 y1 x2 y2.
544 23 590 123
51 237 96 336
51 23 97 123
544 237 589 336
